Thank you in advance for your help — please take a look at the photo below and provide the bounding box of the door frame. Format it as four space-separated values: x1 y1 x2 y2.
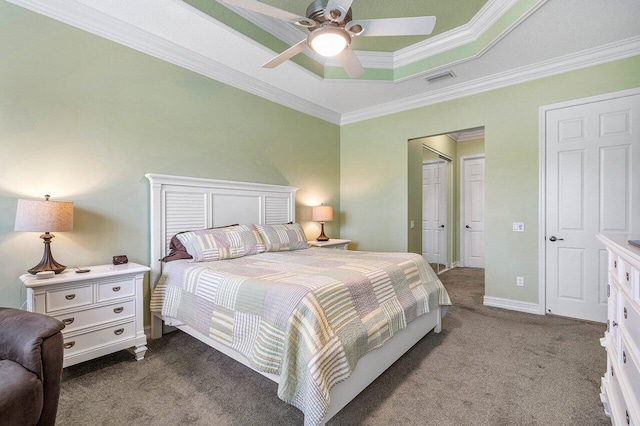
459 154 485 268
537 87 640 316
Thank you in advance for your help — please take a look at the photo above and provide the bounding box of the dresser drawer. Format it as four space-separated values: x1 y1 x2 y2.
611 252 620 278
620 338 640 415
620 295 640 356
97 278 134 302
610 282 619 342
619 259 633 293
62 320 135 357
608 366 637 426
53 299 135 333
46 284 92 312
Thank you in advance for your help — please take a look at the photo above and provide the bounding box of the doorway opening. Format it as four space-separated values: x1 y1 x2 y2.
407 127 485 276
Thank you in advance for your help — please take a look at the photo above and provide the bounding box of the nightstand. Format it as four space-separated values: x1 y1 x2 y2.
20 263 149 368
308 239 351 250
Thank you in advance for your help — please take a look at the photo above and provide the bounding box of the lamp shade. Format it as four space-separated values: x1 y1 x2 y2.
14 198 74 232
312 205 333 222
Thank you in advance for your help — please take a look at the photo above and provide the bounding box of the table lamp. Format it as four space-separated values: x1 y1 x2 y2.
14 195 74 274
312 204 333 241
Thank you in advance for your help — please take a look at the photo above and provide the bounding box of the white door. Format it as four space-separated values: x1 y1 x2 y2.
422 161 447 265
545 93 640 323
462 157 485 268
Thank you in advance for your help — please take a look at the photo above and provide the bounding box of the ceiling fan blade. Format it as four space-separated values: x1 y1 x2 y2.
337 47 364 78
221 0 314 26
262 39 308 69
348 16 436 37
324 0 354 22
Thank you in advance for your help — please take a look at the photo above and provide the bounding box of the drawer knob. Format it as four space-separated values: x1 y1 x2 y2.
112 286 121 292
64 341 75 349
65 294 76 300
113 307 124 314
62 318 75 326
612 321 618 328
623 351 626 364
624 307 628 319
114 328 124 336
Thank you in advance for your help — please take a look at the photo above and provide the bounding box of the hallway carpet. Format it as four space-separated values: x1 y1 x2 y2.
58 268 609 425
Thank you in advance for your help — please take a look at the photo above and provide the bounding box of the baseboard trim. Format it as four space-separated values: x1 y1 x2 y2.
451 261 461 269
483 296 542 315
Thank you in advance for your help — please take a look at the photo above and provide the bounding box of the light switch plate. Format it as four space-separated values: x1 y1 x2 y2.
513 222 525 232
410 220 415 229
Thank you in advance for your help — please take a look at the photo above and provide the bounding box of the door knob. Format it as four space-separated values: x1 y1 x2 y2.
548 236 564 242
440 224 445 228
465 225 470 229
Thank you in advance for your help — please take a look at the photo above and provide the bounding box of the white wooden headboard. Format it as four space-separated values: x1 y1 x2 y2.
146 173 298 288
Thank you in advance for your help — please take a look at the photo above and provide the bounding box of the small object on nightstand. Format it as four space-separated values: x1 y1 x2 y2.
75 268 90 273
35 271 55 280
308 239 351 250
113 255 128 265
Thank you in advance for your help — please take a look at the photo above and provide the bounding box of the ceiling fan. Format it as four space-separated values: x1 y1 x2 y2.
220 0 437 78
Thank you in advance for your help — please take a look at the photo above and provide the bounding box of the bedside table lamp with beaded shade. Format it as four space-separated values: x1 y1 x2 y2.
15 195 73 274
312 204 333 242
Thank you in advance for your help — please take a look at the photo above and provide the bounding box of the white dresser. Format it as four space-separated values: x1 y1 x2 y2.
21 263 149 368
598 234 640 425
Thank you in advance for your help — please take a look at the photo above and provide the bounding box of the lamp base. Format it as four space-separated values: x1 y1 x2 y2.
28 233 66 275
316 222 330 242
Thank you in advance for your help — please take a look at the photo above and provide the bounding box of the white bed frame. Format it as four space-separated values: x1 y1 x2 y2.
146 173 443 424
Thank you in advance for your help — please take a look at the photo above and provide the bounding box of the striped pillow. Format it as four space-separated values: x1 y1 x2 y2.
255 223 309 252
176 224 265 262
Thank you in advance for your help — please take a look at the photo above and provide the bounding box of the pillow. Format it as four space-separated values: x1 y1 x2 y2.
162 224 239 262
176 224 265 262
255 223 309 252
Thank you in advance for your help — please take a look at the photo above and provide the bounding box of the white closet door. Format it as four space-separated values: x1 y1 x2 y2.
462 157 485 268
545 94 640 322
422 161 447 265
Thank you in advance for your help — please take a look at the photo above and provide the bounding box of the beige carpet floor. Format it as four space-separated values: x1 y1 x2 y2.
57 267 610 425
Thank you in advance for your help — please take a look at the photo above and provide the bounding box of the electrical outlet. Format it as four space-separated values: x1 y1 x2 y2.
517 276 524 287
410 220 415 229
513 222 525 232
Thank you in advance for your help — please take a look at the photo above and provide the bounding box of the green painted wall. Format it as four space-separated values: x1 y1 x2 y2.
341 56 640 304
0 3 340 325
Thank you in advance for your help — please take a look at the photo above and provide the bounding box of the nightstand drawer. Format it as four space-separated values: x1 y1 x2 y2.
53 299 135 333
97 278 134 302
46 284 92 312
63 320 135 357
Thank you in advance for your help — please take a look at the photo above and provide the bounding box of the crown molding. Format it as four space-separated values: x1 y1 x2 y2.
449 128 485 142
340 36 640 125
393 0 522 67
7 0 342 124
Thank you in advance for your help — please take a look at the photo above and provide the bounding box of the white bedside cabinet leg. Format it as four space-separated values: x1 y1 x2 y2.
134 344 147 361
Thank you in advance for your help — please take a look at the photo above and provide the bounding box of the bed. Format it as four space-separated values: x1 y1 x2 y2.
146 173 451 425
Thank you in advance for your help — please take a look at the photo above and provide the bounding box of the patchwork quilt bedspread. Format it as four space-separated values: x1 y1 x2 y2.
151 248 451 425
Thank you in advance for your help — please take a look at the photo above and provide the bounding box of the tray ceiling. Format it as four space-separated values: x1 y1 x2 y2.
5 0 640 124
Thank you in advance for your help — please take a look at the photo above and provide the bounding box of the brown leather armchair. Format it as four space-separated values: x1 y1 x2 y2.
0 308 65 426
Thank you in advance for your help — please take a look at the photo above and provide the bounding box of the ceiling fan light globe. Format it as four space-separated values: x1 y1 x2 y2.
308 27 350 57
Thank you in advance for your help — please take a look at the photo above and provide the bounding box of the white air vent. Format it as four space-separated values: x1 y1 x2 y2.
425 70 456 83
